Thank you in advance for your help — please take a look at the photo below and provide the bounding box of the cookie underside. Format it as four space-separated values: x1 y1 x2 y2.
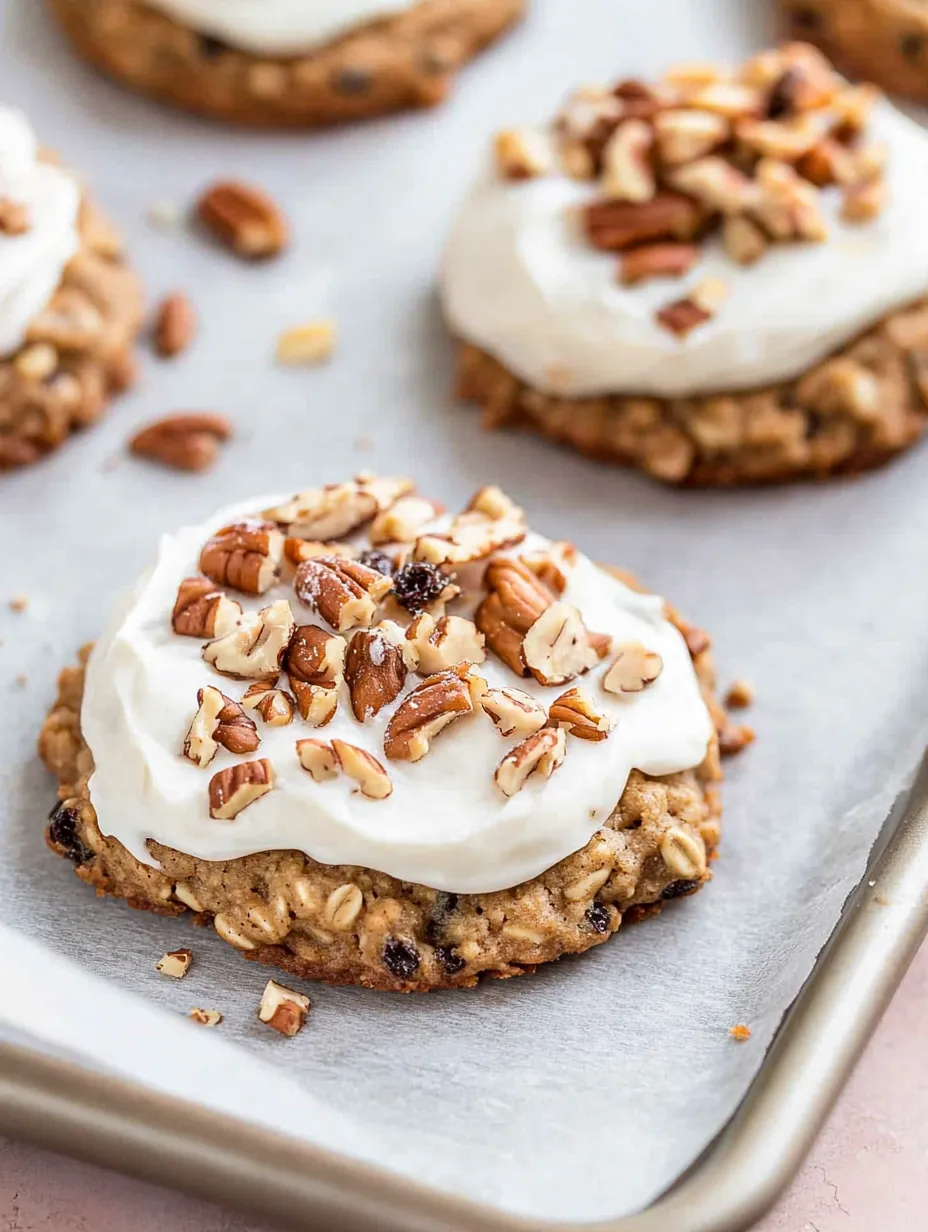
45 0 526 128
39 596 726 993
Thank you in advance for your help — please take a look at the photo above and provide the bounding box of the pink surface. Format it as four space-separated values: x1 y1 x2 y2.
3 944 928 1231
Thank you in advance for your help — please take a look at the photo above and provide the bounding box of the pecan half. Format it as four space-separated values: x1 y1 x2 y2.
208 758 275 819
405 613 486 675
258 980 310 1037
241 681 296 726
522 602 601 687
494 727 566 797
345 623 414 721
603 642 663 694
130 413 232 473
203 599 295 680
285 624 346 725
549 687 611 741
332 740 393 799
171 577 242 639
153 293 196 358
601 119 656 203
584 192 704 252
183 685 259 767
196 180 288 259
619 242 698 286
199 521 283 595
383 666 475 762
294 556 392 631
477 686 548 738
265 475 413 540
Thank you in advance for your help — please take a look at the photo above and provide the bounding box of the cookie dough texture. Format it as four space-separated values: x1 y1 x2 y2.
0 198 142 471
782 0 928 104
454 297 928 485
40 603 725 993
45 0 526 127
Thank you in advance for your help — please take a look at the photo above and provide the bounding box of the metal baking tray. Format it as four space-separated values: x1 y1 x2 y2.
3 755 927 1232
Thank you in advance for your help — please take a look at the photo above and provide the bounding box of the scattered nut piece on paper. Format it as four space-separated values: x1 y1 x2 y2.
258 979 311 1037
156 948 193 979
276 320 337 366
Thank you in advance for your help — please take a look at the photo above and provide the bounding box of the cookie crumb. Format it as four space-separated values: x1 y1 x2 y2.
276 320 337 366
156 948 193 979
8 593 28 612
719 723 756 756
189 1007 222 1026
147 200 180 229
730 1023 751 1041
258 979 310 1037
724 679 755 709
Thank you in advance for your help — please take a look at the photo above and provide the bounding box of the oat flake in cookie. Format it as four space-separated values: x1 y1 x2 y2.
443 43 928 485
0 105 142 471
44 0 526 129
40 474 733 992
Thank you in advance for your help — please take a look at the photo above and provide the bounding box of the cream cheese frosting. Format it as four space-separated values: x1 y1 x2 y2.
81 493 713 895
0 106 80 360
441 101 928 399
144 0 418 56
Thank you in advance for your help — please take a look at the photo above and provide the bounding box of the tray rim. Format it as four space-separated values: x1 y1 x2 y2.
3 753 928 1232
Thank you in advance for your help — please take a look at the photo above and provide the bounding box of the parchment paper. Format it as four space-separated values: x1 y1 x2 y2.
2 0 928 1221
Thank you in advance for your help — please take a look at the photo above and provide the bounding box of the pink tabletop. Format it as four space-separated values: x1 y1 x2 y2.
3 941 928 1231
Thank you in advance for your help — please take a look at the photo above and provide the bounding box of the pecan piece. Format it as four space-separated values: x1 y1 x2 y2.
841 177 887 224
296 738 339 782
265 475 413 540
130 413 232 473
370 495 442 545
196 180 288 259
668 157 758 214
282 537 356 577
413 489 525 567
286 624 347 725
199 520 283 595
522 602 601 687
383 666 475 762
258 980 310 1037
603 642 663 694
183 685 259 767
294 555 392 631
656 278 728 338
477 686 548 738
549 687 611 741
494 728 566 798
653 109 729 164
405 613 486 675
203 599 295 680
752 158 827 241
722 215 768 266
241 681 296 726
332 740 393 799
0 197 30 235
619 242 698 286
345 623 414 721
208 758 275 820
584 192 704 252
153 293 196 358
171 577 242 639
494 127 554 180
520 542 578 595
601 119 655 203
475 558 553 676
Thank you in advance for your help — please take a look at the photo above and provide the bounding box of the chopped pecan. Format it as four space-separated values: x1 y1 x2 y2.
199 520 283 595
549 687 611 741
656 278 728 337
476 558 553 675
841 177 887 224
722 215 768 265
332 740 393 799
183 685 259 767
282 537 355 577
494 727 566 797
477 686 548 738
619 242 698 286
276 320 336 365
196 180 288 259
719 723 756 757
405 613 486 675
130 413 232 473
736 112 832 161
241 681 296 726
383 666 475 762
414 488 525 567
156 949 192 979
521 601 601 687
285 624 346 725
685 82 763 119
203 599 295 680
208 758 275 819
752 158 827 241
153 293 196 359
294 556 392 631
345 623 413 720
601 119 656 203
296 738 340 782
584 192 704 252
520 542 578 595
370 495 442 545
668 157 758 214
653 109 729 164
494 127 554 180
172 577 242 639
603 642 663 694
0 197 30 235
258 980 310 1037
265 475 413 540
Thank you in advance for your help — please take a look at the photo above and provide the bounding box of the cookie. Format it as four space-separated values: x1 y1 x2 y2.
0 108 142 471
40 474 741 992
782 1 928 104
442 43 928 485
44 0 526 128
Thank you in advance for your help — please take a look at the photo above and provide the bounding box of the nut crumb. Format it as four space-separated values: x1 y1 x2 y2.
147 200 180 229
8 594 28 612
725 679 754 709
258 979 310 1037
189 1008 222 1027
156 948 193 979
730 1023 751 1041
276 320 337 366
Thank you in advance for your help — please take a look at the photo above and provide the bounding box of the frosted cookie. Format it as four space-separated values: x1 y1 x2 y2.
782 1 928 105
40 473 738 992
0 106 142 471
45 0 526 128
443 44 928 486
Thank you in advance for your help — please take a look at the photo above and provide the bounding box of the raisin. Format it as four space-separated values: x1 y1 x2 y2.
47 802 93 866
382 937 420 980
359 549 395 578
662 879 701 901
435 946 466 975
424 892 459 945
334 68 373 96
391 562 447 614
584 903 612 934
199 35 229 59
900 33 925 61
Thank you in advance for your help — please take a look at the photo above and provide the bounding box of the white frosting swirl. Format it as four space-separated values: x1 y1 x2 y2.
144 0 418 56
0 106 80 360
442 102 928 398
82 496 713 894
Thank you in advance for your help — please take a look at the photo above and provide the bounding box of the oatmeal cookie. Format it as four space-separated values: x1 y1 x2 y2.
44 0 526 128
39 475 740 992
1 196 142 472
782 1 928 104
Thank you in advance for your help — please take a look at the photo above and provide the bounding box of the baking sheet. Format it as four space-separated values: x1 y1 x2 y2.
2 0 927 1222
